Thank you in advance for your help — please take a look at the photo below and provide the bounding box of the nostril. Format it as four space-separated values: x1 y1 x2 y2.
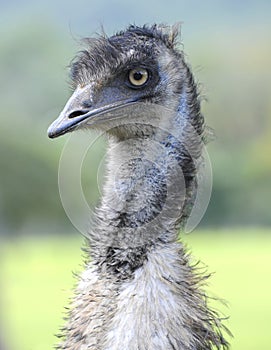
68 109 89 119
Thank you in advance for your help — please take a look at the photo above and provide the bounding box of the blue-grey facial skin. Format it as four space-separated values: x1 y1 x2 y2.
49 24 229 350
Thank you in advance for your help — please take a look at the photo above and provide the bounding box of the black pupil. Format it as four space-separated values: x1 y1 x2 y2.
134 71 143 80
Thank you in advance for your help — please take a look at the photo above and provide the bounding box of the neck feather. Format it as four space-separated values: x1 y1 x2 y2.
88 115 200 277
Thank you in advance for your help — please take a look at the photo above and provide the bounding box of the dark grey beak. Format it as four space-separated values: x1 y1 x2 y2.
47 84 138 139
47 84 96 139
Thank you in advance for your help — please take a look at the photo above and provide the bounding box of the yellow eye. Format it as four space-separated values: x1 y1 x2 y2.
128 68 149 87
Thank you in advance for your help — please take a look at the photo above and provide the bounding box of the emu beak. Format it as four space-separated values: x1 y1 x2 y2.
47 84 137 139
48 84 95 139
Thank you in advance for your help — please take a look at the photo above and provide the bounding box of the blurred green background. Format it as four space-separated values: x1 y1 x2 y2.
0 0 270 349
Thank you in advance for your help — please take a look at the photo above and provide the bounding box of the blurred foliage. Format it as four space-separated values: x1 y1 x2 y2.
0 1 270 234
0 18 77 233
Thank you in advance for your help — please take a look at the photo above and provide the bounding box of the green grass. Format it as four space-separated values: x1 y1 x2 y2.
1 229 271 349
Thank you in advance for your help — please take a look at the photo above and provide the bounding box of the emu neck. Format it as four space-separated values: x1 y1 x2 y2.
90 128 189 276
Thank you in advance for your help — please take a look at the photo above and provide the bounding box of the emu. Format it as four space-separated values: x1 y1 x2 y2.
48 24 229 349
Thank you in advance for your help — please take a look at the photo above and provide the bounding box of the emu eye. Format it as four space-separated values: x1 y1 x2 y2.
128 68 149 87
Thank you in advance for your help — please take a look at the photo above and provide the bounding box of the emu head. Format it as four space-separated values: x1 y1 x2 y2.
48 24 203 140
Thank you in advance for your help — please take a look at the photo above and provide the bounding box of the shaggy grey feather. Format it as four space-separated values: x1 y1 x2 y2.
48 24 230 349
